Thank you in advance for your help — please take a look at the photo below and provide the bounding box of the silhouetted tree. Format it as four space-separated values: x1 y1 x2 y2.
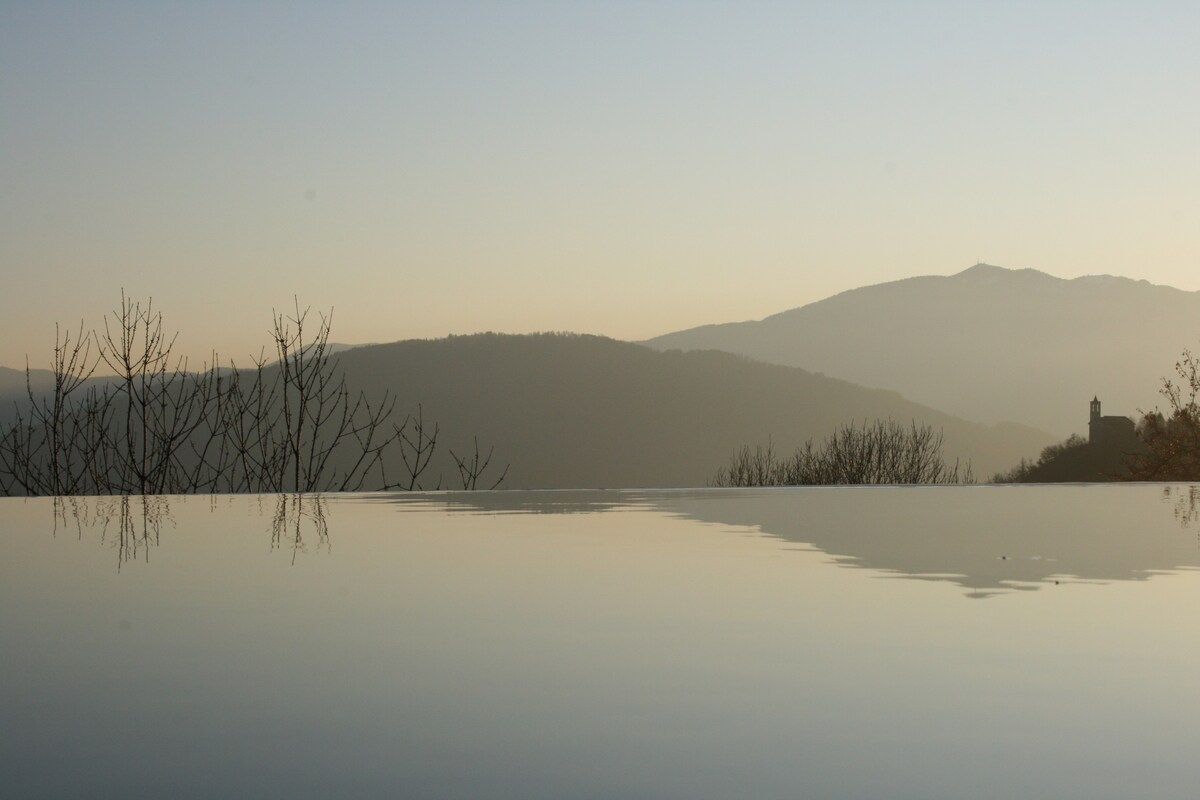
0 296 506 496
450 436 510 490
1127 349 1200 480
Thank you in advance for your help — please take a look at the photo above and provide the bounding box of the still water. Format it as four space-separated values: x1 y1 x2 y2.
3 485 1200 799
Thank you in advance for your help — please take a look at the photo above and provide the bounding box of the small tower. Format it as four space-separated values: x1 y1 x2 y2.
1090 396 1101 422
1089 396 1102 444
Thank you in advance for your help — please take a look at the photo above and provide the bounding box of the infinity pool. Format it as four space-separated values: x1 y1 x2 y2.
3 485 1200 798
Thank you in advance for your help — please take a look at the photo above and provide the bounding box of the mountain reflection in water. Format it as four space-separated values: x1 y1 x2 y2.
34 484 1200 598
378 484 1200 598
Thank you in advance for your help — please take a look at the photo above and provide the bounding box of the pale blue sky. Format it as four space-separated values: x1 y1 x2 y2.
2 1 1198 366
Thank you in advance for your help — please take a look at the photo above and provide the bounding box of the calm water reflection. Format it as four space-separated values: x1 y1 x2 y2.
3 485 1200 798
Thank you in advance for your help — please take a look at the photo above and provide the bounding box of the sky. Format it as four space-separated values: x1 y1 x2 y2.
2 1 1199 368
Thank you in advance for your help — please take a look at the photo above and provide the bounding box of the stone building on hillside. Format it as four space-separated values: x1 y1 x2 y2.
1089 397 1136 448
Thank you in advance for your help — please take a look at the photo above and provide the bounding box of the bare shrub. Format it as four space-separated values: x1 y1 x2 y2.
712 420 972 486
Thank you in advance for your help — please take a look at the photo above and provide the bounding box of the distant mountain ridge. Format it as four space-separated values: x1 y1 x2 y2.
0 344 366 412
0 366 54 396
326 333 1048 487
645 264 1199 435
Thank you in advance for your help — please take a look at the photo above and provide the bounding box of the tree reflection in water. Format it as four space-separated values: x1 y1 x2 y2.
1164 484 1200 530
270 494 330 565
54 495 172 570
50 493 330 568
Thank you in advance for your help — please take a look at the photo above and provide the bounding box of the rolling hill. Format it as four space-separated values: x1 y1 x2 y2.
644 264 1200 435
327 333 1051 487
0 366 54 397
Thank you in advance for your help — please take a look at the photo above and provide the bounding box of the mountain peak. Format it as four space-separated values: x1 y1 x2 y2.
959 262 1005 275
645 262 1197 435
953 263 1052 282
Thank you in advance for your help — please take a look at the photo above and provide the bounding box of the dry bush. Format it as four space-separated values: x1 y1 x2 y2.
712 420 972 486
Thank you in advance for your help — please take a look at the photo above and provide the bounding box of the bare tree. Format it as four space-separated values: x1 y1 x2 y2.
95 293 220 494
449 436 510 490
394 405 441 490
0 322 100 495
1128 348 1200 480
0 296 505 496
257 301 405 492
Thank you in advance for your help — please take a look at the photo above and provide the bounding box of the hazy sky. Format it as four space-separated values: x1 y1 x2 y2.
2 1 1198 367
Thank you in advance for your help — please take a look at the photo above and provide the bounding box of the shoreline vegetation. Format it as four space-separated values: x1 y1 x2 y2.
3 297 1197 495
990 350 1200 484
717 346 1200 486
0 296 506 497
711 420 974 487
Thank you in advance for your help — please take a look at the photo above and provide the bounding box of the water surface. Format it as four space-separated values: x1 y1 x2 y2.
3 485 1200 798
